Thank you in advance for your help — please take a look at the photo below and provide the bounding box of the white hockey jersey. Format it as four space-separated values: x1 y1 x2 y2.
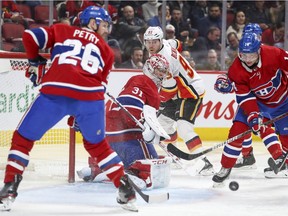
160 39 205 99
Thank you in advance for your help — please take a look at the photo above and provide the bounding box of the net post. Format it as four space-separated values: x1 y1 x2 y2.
68 128 76 183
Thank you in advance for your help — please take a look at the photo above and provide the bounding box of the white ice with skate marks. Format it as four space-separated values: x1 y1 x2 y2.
1 141 288 216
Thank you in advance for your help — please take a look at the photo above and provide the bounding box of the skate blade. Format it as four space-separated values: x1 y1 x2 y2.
0 198 14 211
234 164 257 170
212 182 225 188
120 201 138 212
264 170 288 179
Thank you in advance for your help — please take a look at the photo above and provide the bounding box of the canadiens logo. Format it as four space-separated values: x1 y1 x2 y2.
252 69 282 99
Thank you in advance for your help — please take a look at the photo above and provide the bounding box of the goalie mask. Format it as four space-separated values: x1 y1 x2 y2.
143 54 170 88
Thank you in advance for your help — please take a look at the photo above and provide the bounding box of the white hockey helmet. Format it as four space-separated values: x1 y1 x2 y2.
143 54 169 88
144 26 164 42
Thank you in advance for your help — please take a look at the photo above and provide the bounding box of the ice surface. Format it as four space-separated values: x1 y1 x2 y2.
1 142 288 216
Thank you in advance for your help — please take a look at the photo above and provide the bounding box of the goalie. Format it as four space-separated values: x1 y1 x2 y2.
71 54 172 189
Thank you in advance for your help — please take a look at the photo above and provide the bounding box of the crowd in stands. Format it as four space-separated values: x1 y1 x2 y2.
1 0 286 70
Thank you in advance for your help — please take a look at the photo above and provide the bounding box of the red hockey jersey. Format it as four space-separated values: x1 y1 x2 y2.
106 75 160 142
23 23 114 101
228 45 288 114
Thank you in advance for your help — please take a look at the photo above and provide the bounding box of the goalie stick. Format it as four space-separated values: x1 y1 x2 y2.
167 111 288 161
106 92 169 202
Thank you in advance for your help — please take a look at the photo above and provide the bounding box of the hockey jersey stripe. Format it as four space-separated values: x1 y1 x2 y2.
117 95 144 110
8 150 29 167
42 82 105 92
98 152 123 169
27 27 48 50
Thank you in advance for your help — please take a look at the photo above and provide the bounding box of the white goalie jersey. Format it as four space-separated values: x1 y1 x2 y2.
160 39 205 99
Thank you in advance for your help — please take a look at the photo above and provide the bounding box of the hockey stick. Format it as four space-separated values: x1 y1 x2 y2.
106 92 169 202
127 176 169 203
168 111 288 161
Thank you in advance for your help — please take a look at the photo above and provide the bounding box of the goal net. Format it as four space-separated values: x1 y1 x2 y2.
0 52 76 182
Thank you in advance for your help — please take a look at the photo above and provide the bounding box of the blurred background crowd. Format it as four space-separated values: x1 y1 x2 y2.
0 0 287 70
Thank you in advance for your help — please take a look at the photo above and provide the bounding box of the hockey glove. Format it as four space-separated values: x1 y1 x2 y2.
247 112 266 136
214 74 234 94
67 116 80 132
25 55 47 87
142 122 156 143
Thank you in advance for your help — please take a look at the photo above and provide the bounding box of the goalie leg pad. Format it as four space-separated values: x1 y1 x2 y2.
128 157 172 189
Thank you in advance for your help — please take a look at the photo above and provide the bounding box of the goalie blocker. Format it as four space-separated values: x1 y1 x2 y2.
77 157 172 190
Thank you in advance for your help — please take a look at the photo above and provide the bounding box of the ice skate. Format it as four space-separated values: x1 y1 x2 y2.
264 163 288 179
198 157 215 176
0 174 22 211
234 150 256 169
268 153 288 174
212 167 231 187
117 175 138 212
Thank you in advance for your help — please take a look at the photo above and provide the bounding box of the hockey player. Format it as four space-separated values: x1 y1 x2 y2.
214 23 263 169
213 32 288 184
0 6 138 212
143 26 214 175
75 54 172 189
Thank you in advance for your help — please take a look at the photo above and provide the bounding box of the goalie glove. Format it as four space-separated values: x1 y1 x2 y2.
142 122 156 143
25 55 47 87
67 116 80 132
247 112 266 136
214 74 234 94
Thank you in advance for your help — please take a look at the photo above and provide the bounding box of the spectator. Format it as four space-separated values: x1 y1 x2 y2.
182 30 196 54
225 32 239 69
141 0 161 22
165 24 176 39
181 50 196 69
188 0 208 29
170 7 192 43
111 5 146 52
262 22 284 49
245 0 272 31
168 0 193 23
196 2 222 37
190 26 221 62
65 0 95 21
226 10 247 40
197 49 221 71
147 4 171 27
108 39 122 68
2 0 29 28
119 47 144 69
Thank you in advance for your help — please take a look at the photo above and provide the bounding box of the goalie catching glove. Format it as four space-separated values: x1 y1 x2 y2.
25 55 47 87
214 74 234 94
247 112 266 136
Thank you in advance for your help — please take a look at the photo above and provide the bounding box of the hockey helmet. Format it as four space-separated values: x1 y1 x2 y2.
144 26 164 41
80 6 111 26
238 33 261 63
143 54 170 87
243 23 262 36
239 33 261 53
